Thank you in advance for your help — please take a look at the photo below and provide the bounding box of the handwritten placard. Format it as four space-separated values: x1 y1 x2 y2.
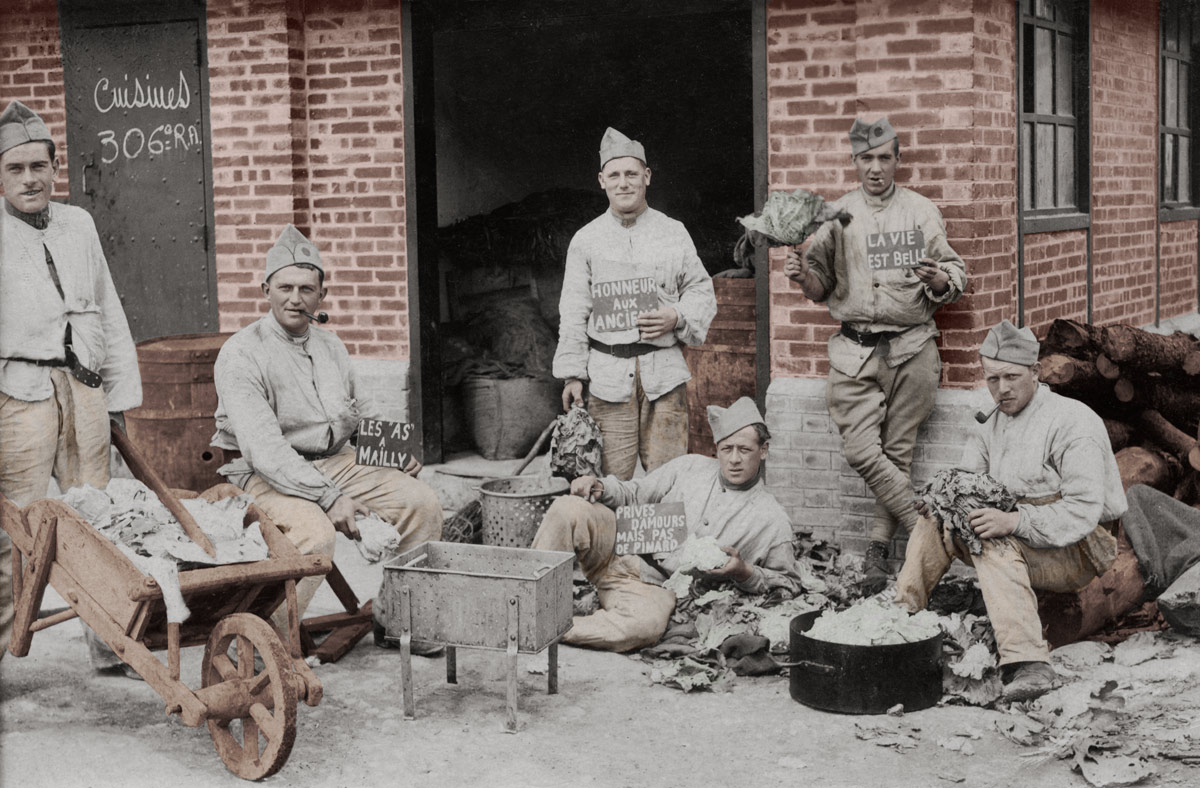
356 419 421 469
614 501 688 555
591 276 658 333
866 229 926 270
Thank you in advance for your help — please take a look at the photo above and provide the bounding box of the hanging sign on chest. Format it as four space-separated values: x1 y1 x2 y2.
591 276 658 333
614 501 688 555
865 228 926 270
356 418 422 469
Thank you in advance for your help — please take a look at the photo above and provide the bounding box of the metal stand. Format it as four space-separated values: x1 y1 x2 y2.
396 591 560 732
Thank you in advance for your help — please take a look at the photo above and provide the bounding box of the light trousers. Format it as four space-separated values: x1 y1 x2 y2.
240 446 444 629
0 369 111 662
895 516 1098 665
588 363 688 481
532 495 676 652
827 340 941 544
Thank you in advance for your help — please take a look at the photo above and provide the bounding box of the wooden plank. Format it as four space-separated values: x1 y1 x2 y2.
9 517 57 657
131 554 330 602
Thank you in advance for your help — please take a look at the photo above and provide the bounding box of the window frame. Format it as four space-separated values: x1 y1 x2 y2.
1160 0 1200 222
1017 0 1091 234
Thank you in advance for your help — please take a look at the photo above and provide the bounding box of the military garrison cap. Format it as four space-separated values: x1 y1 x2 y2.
266 224 324 281
848 116 897 155
599 127 647 168
707 396 767 445
0 101 52 156
979 320 1040 366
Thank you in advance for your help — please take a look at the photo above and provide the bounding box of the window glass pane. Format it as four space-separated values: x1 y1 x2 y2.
1181 66 1190 131
1035 28 1054 114
1180 135 1191 204
1164 134 1177 202
1056 33 1074 116
1035 123 1055 208
1022 122 1033 210
1182 8 1192 59
1023 25 1036 113
1166 1 1180 53
1166 58 1179 128
1056 126 1075 209
1035 0 1054 22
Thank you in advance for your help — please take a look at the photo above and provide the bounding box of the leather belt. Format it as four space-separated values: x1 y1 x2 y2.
588 338 661 358
839 322 902 347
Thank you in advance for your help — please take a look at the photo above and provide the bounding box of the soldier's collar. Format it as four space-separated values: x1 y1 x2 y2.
4 199 49 230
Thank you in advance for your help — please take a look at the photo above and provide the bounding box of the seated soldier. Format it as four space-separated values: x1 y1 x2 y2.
896 320 1128 701
211 225 443 647
532 396 805 652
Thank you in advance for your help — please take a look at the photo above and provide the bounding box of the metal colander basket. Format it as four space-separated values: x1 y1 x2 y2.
479 475 570 548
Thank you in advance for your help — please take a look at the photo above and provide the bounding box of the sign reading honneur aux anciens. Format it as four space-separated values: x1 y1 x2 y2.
356 419 421 468
591 277 658 332
614 502 688 555
865 228 926 270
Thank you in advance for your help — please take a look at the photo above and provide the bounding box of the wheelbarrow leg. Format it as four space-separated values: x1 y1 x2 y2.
399 586 415 720
10 516 56 658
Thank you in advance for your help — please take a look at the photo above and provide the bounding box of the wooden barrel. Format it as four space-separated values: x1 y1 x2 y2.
683 278 758 456
124 332 235 492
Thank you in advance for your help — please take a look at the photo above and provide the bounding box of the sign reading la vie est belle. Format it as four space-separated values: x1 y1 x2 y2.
614 501 688 555
356 419 421 469
591 276 658 333
865 228 926 270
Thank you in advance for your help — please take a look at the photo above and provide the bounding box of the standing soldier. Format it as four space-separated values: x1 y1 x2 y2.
785 117 967 594
555 127 716 480
0 101 141 663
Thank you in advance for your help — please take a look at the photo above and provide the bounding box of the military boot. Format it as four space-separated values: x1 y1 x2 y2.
1001 661 1060 702
860 540 891 595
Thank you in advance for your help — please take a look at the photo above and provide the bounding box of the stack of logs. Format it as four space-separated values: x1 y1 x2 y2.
1038 318 1200 509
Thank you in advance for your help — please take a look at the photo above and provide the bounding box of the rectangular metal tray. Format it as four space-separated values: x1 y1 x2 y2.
379 542 573 653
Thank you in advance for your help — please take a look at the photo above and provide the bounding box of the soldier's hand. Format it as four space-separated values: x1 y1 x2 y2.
913 260 949 295
562 379 585 411
784 247 810 282
403 455 422 477
967 507 1019 540
705 546 754 583
328 494 370 540
913 498 931 519
637 306 678 340
569 475 604 502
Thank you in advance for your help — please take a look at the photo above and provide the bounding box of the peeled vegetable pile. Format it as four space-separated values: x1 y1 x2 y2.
662 536 731 599
916 469 1018 555
805 597 942 646
61 480 269 623
732 188 853 266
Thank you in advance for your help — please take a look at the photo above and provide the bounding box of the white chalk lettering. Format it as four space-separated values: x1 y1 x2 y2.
93 71 192 114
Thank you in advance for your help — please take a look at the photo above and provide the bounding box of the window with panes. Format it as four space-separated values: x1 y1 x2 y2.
1019 0 1088 226
1162 0 1198 207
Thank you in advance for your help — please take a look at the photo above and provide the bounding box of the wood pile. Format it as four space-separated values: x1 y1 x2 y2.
1039 318 1200 508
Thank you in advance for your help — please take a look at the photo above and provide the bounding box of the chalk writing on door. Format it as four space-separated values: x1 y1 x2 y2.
92 71 201 164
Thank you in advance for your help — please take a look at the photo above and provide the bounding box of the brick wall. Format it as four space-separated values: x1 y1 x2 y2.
1089 0 1159 328
1022 229 1088 336
1160 221 1199 319
0 0 67 190
764 0 1017 388
206 0 410 362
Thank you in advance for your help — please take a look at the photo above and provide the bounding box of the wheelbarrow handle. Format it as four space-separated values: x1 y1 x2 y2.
512 419 557 477
110 420 219 559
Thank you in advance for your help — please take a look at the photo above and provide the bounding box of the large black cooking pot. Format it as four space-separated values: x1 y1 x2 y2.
787 610 943 715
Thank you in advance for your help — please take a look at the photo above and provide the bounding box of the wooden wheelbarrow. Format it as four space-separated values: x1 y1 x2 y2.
0 424 331 780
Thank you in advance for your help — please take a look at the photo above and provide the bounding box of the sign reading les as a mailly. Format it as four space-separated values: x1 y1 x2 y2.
866 228 926 270
356 419 421 469
591 276 658 333
614 501 688 555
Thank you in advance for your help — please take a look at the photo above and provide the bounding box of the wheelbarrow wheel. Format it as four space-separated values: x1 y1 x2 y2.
201 613 298 780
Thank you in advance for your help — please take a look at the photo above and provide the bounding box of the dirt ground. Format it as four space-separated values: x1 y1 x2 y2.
3 534 1199 788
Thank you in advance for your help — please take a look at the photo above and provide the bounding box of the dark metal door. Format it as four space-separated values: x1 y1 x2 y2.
59 2 217 341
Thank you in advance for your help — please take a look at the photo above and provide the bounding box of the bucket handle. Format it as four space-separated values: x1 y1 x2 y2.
773 657 836 675
533 564 554 578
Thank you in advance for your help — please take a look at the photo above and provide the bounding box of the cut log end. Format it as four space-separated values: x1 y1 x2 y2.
1114 378 1136 403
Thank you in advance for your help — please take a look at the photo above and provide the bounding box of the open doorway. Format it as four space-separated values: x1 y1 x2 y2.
406 0 759 462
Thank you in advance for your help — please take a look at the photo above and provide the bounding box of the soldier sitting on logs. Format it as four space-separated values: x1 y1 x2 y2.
895 320 1128 701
